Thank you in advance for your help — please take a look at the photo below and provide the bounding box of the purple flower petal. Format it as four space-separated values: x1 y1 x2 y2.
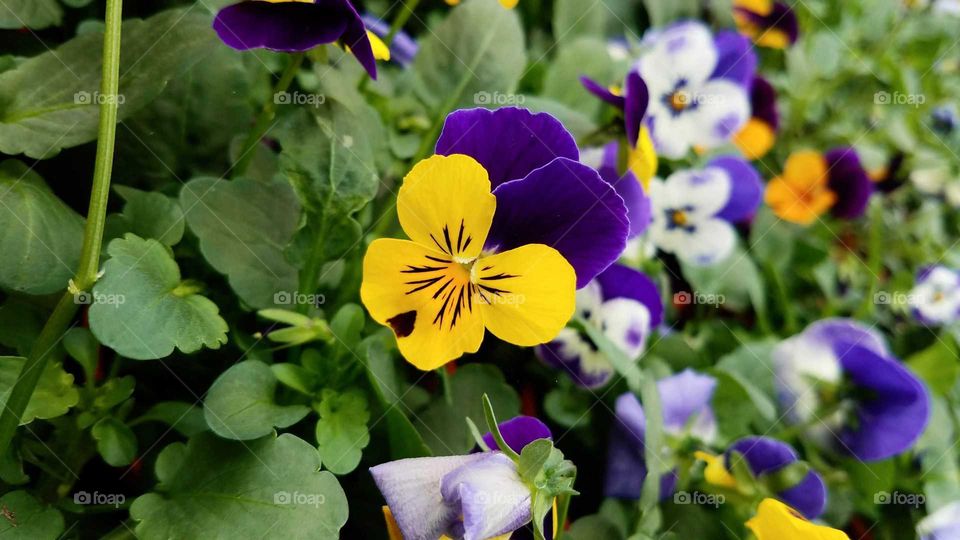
657 369 718 435
711 30 757 88
362 13 418 66
487 158 629 288
536 334 616 389
624 71 649 148
728 437 827 519
709 155 763 222
580 76 626 109
805 318 889 357
595 263 663 326
598 143 652 239
825 147 873 219
481 416 552 454
440 453 532 540
604 421 645 498
737 2 800 46
837 344 931 461
435 107 580 189
749 76 779 130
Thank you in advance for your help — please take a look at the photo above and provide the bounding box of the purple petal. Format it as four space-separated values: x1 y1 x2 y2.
709 155 763 222
487 158 630 288
624 71 649 148
213 1 348 52
737 2 800 45
807 318 889 357
481 416 552 454
337 0 378 79
597 143 651 239
657 369 718 434
595 263 663 326
436 107 580 189
362 13 418 66
440 453 531 540
749 76 779 130
728 437 826 519
580 76 626 109
825 147 873 219
711 31 757 88
536 332 615 389
837 344 931 461
604 421 645 498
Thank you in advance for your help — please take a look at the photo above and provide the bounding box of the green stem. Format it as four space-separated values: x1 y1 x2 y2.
438 367 453 406
856 201 884 319
766 261 796 334
231 52 305 178
0 0 124 461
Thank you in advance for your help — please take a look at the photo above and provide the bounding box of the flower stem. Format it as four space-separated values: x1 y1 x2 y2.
0 0 124 460
231 52 305 178
856 200 884 319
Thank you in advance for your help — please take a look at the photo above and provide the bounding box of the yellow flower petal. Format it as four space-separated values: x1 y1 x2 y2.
732 118 776 160
693 451 738 489
499 0 519 8
733 0 773 15
475 244 576 347
746 498 849 540
628 126 658 190
398 154 497 263
783 150 828 187
367 30 391 61
752 28 791 49
361 239 486 370
382 507 404 540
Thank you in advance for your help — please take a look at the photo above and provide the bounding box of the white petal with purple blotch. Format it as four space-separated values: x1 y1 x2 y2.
772 333 843 424
439 452 532 540
554 328 616 383
575 280 604 325
681 218 737 265
918 500 960 540
599 297 652 360
910 266 960 325
686 79 750 149
638 21 718 92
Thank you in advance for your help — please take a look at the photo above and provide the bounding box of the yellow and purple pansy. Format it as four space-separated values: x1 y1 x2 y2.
361 108 629 370
765 148 874 226
747 498 849 540
909 265 960 326
445 0 519 8
361 13 418 67
733 0 800 49
213 0 379 78
733 76 780 160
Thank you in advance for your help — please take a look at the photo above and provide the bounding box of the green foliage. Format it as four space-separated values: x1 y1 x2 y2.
314 388 370 475
0 357 79 424
0 491 63 539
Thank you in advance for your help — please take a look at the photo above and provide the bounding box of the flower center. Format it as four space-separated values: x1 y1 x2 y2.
671 209 689 227
669 91 691 112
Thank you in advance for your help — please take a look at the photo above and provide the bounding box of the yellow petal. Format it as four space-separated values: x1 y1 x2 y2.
693 451 738 489
764 177 836 226
361 239 485 370
444 0 460 5
732 118 776 160
783 150 828 187
733 0 773 15
499 0 519 8
382 507 404 540
752 28 791 49
367 30 391 61
399 154 497 263
628 127 658 190
475 244 576 347
746 499 849 540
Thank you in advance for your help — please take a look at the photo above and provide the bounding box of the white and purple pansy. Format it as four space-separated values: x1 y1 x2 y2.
605 369 718 499
909 265 960 326
636 21 756 159
435 107 630 288
918 501 960 540
537 264 662 388
371 416 552 540
647 156 763 265
773 319 931 462
725 437 827 519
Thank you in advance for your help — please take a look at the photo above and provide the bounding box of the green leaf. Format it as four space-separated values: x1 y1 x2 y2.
0 9 218 158
111 186 185 246
553 0 609 43
0 490 63 539
0 0 62 30
414 364 520 455
62 327 98 382
203 360 310 441
130 433 348 539
133 402 209 437
411 0 526 113
93 376 135 410
315 388 370 475
906 335 959 396
180 177 301 309
88 234 229 360
92 417 138 467
681 246 766 313
565 514 625 540
271 363 317 395
0 299 46 356
519 438 554 482
544 386 592 429
542 38 618 117
0 160 83 294
0 356 79 424
515 97 599 140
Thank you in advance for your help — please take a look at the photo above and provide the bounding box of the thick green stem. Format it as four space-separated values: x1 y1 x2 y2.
231 52 305 178
0 0 124 460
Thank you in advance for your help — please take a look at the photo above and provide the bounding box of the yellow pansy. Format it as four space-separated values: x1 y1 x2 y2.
732 118 776 160
361 154 576 370
764 150 836 226
746 498 849 540
693 451 738 489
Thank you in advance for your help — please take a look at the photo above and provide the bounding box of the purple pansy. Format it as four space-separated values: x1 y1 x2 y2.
581 142 653 238
436 107 630 288
647 156 763 265
538 264 662 388
362 13 418 66
825 147 874 219
605 370 718 499
480 415 552 454
773 319 931 462
581 72 649 150
727 437 827 519
733 1 800 49
213 0 377 78
909 265 960 326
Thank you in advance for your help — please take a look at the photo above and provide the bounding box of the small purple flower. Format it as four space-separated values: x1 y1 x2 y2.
435 107 630 287
910 265 960 326
605 369 718 499
726 437 827 519
824 147 874 220
773 319 931 462
362 13 418 66
537 264 662 388
213 0 377 78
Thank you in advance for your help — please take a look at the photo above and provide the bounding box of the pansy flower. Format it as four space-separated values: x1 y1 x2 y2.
746 498 849 540
580 142 653 239
605 369 718 499
372 416 551 540
732 76 780 160
773 319 931 461
765 148 874 225
733 0 800 49
917 500 960 540
647 156 763 265
362 108 629 370
633 21 756 159
213 0 378 78
538 264 662 388
909 265 960 326
362 13 418 67
445 0 519 8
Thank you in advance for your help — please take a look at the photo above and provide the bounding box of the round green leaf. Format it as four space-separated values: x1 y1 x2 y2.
91 417 138 467
0 356 79 424
315 388 370 475
0 491 64 539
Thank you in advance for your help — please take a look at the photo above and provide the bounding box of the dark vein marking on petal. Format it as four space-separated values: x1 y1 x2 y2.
480 273 520 281
443 225 454 255
430 234 448 254
456 219 465 253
